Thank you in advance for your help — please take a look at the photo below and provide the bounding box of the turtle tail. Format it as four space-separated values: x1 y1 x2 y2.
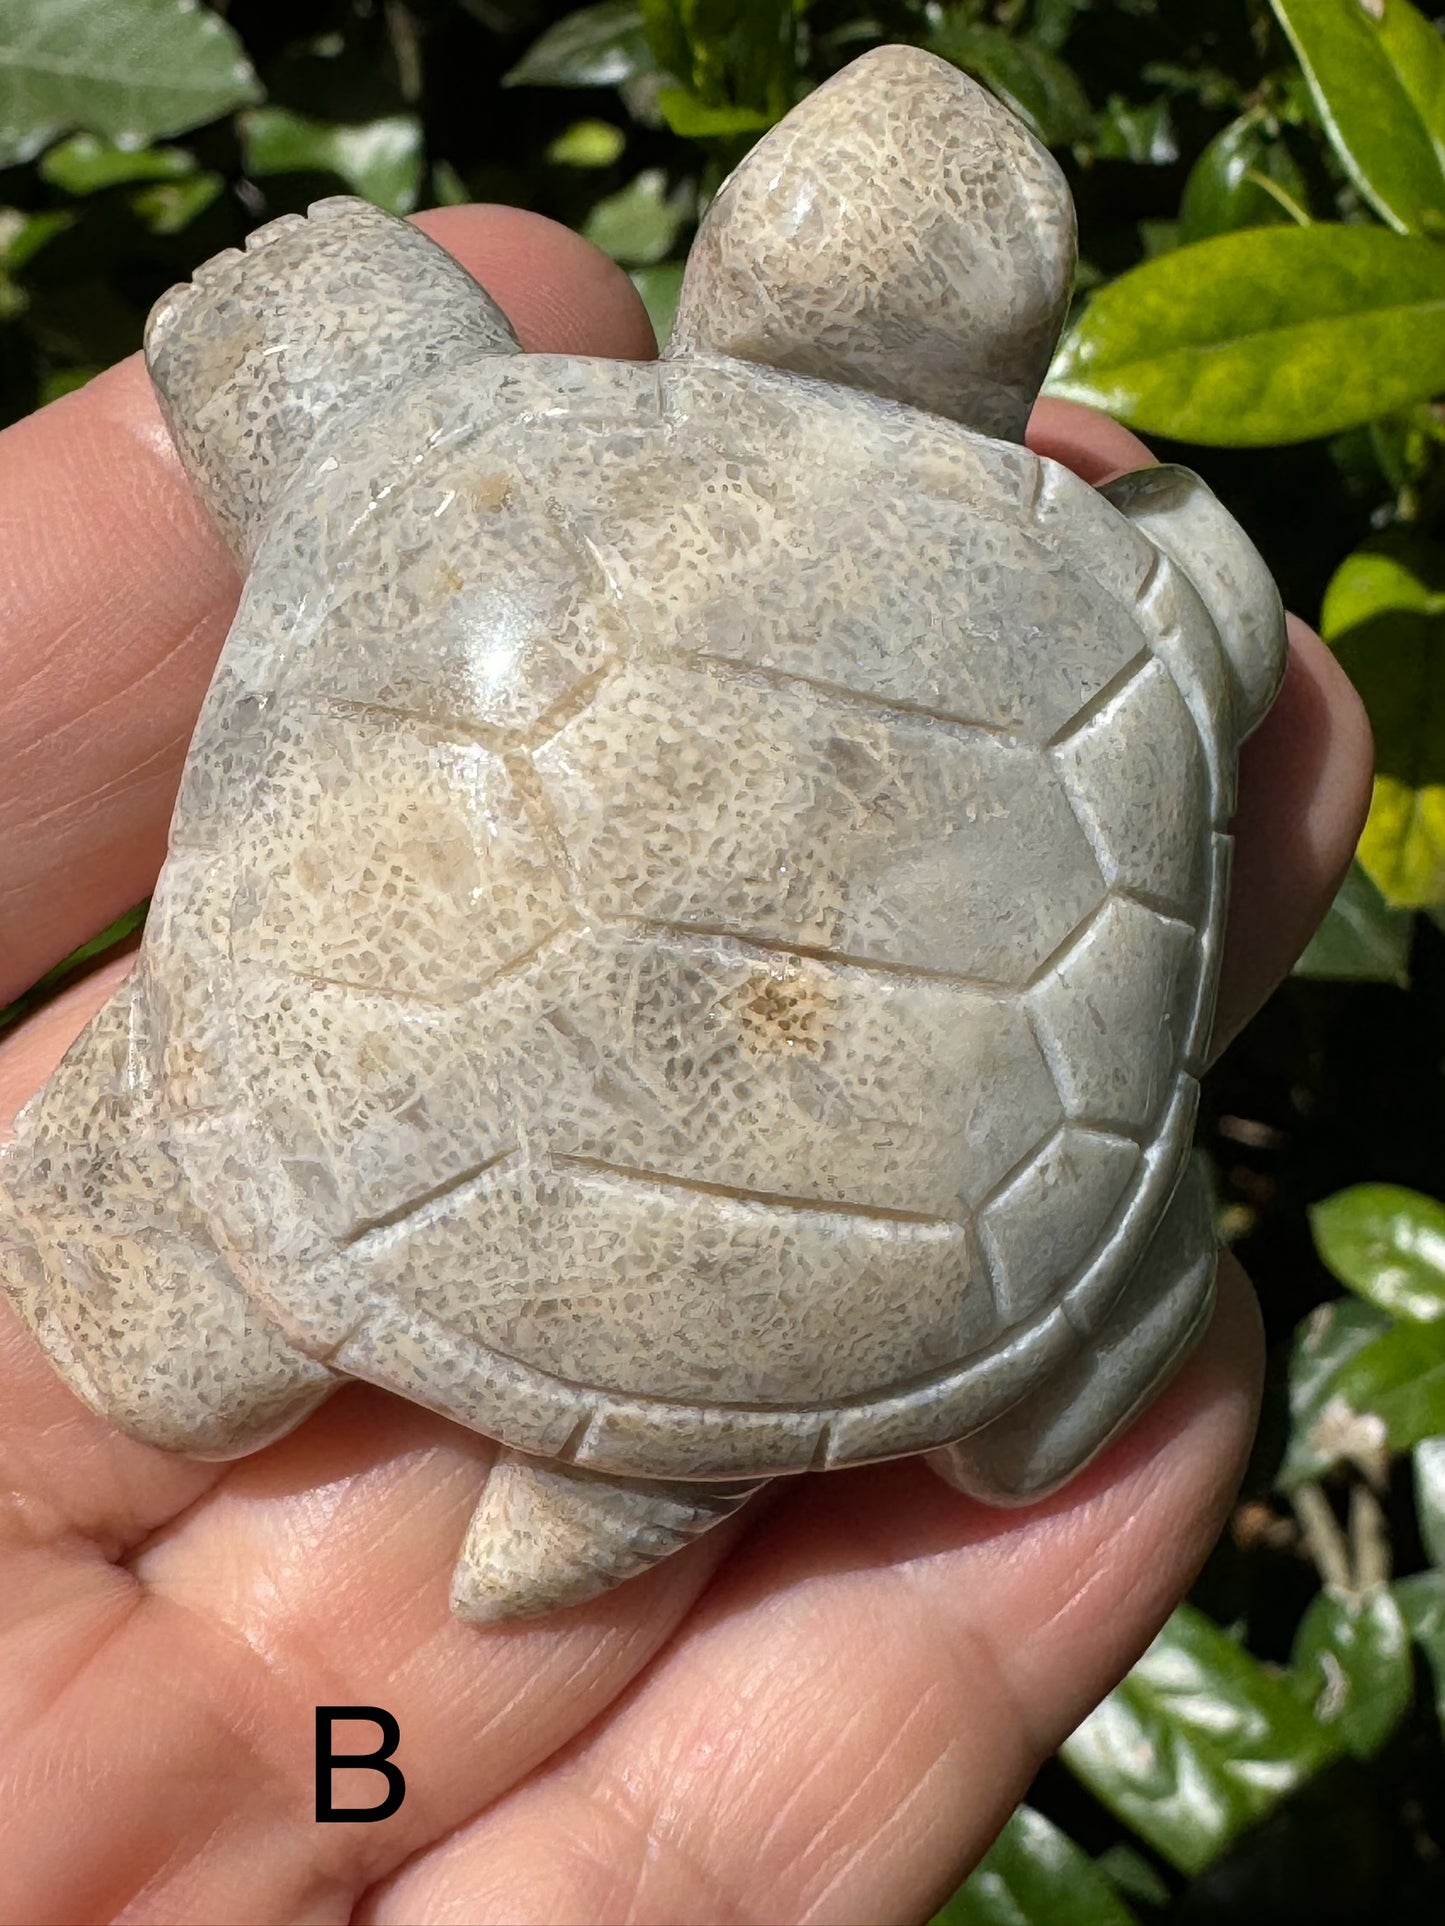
451 1452 765 1623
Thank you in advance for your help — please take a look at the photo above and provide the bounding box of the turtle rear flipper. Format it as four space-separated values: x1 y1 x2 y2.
146 196 520 562
1 976 336 1457
926 1163 1217 1504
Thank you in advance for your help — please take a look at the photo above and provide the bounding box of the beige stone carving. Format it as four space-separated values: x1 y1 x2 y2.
0 47 1287 1621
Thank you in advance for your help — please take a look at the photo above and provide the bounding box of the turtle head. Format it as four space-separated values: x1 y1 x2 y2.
667 44 1076 443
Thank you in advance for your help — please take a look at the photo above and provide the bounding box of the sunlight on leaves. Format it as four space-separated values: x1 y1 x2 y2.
1049 227 1445 445
1061 1607 1339 1877
1311 1185 1445 1322
934 1805 1139 1925
240 109 423 215
0 0 259 168
1271 0 1445 235
1325 534 1445 908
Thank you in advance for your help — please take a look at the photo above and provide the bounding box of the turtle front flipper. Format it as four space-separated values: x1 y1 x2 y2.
667 45 1075 441
146 197 520 562
1102 465 1288 743
451 1454 764 1623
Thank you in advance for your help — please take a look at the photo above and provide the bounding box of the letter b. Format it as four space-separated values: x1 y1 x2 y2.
315 1705 406 1823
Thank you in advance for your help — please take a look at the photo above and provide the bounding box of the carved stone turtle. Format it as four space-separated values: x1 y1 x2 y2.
0 45 1286 1622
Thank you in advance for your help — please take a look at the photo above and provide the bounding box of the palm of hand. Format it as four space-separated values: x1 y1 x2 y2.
0 208 1369 1926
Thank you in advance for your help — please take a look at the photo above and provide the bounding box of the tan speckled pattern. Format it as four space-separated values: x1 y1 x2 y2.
670 47 1077 442
0 45 1288 1622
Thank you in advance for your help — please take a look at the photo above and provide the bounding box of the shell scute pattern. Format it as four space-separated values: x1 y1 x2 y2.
532 659 1106 982
0 50 1293 1619
236 704 571 1005
593 359 1152 742
1051 657 1211 917
145 357 1226 1461
511 925 1064 1217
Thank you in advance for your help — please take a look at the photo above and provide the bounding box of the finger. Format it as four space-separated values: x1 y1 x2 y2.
362 1258 1261 1925
1028 394 1154 482
0 1388 754 1925
0 207 654 1008
414 205 657 361
1214 616 1372 1051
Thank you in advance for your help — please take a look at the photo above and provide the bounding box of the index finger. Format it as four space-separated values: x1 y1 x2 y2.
0 206 656 1010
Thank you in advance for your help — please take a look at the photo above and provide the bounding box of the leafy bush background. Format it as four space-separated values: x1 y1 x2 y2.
4 0 1445 1917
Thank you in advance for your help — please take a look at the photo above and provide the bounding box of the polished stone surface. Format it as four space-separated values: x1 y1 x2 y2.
0 45 1287 1621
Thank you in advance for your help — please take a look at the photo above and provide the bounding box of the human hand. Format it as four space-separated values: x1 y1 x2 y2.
0 207 1371 1925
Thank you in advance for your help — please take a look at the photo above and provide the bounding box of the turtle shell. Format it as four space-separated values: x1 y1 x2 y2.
119 352 1234 1480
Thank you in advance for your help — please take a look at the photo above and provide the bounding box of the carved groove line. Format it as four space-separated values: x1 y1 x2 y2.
1043 647 1154 753
505 751 583 907
603 913 1016 994
1020 895 1112 994
690 651 1020 744
338 1144 520 1251
552 1151 964 1232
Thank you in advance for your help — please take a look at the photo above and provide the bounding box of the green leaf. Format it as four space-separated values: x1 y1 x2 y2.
240 109 423 216
1048 225 1445 447
0 265 28 321
1332 1316 1445 1449
1092 95 1177 165
1293 861 1413 983
933 1805 1139 1926
1061 1605 1340 1876
1396 1569 1445 1726
0 0 260 168
1311 1184 1445 1320
638 0 691 90
1324 530 1445 642
656 87 770 137
430 160 469 207
1180 112 1310 240
1374 0 1445 153
928 18 1094 147
37 366 98 404
1091 1846 1171 1910
503 3 652 90
0 205 67 318
0 902 147 1034
1270 0 1445 236
1333 527 1445 631
131 170 221 234
545 117 627 166
1280 1298 1395 1489
641 0 795 122
1324 533 1445 908
0 205 73 271
1032 0 1085 53
40 131 195 193
1414 1437 1445 1566
583 167 690 265
1291 1588 1414 1757
630 260 683 346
